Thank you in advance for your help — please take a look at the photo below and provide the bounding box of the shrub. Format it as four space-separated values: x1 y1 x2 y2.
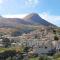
28 53 38 58
53 53 60 59
53 29 56 34
54 36 59 41
39 55 53 60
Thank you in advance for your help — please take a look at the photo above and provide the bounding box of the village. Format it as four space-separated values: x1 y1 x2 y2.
0 27 60 56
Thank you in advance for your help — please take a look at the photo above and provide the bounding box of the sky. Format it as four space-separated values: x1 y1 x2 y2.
0 0 60 26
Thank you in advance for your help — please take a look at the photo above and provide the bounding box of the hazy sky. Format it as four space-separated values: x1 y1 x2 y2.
0 0 60 26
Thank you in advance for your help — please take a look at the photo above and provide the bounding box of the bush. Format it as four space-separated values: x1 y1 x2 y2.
28 53 38 58
54 36 59 41
53 29 56 34
39 55 53 60
53 53 60 59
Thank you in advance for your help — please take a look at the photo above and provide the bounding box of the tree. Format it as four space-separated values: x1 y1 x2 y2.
53 30 56 34
54 35 59 41
23 47 29 53
2 38 11 48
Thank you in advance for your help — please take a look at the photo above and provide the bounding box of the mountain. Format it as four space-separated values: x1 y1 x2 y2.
0 13 57 36
0 13 57 28
0 17 32 28
24 13 56 27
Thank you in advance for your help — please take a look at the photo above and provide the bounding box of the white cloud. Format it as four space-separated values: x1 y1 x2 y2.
3 14 28 18
0 0 8 4
0 0 3 4
40 12 60 22
24 0 39 7
40 12 60 26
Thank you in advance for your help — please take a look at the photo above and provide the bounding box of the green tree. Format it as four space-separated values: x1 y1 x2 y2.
54 36 59 41
53 29 56 34
2 38 11 48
